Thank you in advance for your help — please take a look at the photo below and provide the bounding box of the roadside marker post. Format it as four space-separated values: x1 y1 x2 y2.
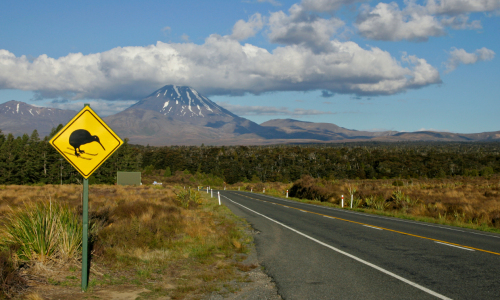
251 188 253 192
341 195 344 208
351 194 353 208
207 187 209 193
49 104 123 292
211 189 213 198
218 191 221 205
263 188 265 193
286 190 288 198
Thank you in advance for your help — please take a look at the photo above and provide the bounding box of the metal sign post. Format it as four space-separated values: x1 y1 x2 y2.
50 104 123 291
82 178 89 290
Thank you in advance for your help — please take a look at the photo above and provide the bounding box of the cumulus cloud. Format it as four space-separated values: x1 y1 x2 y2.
230 13 264 40
445 47 495 72
217 102 334 116
268 4 344 52
426 0 500 15
0 35 442 100
357 0 497 41
440 14 482 29
300 0 365 12
357 2 445 41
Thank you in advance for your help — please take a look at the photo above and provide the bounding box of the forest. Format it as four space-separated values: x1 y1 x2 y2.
0 127 499 185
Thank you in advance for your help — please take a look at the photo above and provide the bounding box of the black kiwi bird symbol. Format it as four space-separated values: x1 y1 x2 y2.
69 129 105 157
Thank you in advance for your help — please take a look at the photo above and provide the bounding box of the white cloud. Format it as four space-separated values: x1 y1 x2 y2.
230 13 264 40
357 0 498 41
217 102 334 116
255 0 282 6
426 0 500 15
440 14 482 29
0 35 441 100
445 47 495 72
357 2 445 41
181 34 190 42
300 0 364 12
268 4 344 52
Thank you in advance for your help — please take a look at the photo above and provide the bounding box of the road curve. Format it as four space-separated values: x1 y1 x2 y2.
217 190 500 300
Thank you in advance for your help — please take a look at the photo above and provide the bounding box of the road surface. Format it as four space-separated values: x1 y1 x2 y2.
216 190 500 300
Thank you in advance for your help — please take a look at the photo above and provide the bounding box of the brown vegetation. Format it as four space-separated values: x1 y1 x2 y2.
0 183 255 299
286 175 500 229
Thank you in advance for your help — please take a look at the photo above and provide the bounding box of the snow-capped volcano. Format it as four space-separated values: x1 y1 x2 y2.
128 85 237 123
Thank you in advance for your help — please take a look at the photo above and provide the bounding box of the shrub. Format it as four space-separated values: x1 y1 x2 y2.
175 189 202 209
289 176 335 202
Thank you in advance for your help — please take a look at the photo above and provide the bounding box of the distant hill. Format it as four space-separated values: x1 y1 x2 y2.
0 100 76 137
2 86 499 145
260 119 397 140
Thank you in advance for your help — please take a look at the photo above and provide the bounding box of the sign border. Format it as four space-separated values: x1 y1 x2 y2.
50 106 123 178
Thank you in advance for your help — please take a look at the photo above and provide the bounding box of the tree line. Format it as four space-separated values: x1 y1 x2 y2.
1 128 499 185
0 127 140 185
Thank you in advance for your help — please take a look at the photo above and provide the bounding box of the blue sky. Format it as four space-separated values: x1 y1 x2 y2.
1 0 499 133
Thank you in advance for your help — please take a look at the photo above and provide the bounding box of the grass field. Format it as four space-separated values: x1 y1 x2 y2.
0 184 257 299
225 175 500 233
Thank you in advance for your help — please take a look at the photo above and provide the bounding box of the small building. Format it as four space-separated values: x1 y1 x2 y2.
117 172 141 186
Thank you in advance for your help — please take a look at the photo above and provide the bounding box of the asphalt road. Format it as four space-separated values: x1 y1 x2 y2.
215 190 500 300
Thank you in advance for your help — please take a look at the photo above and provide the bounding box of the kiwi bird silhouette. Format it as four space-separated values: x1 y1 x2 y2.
69 129 105 157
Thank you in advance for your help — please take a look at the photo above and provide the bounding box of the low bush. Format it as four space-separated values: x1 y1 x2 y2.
289 175 335 202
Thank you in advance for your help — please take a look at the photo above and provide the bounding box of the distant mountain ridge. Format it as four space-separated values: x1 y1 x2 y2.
1 86 499 145
0 100 76 137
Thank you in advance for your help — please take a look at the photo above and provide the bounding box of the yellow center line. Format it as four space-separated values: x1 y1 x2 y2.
237 193 500 256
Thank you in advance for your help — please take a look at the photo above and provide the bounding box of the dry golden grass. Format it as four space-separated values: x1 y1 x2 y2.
229 175 500 230
0 183 255 299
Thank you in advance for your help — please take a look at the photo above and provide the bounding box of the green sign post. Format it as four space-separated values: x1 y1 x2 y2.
49 104 123 291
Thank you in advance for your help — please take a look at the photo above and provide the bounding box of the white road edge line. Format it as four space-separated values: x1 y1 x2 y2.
363 225 383 230
222 195 452 300
434 241 475 251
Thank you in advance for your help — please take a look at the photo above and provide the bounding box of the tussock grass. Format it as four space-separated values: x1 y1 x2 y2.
2 201 82 263
0 183 254 299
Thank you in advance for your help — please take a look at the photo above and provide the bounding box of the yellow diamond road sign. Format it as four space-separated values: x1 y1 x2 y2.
50 106 123 178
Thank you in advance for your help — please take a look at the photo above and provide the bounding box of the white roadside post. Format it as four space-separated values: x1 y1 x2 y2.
224 186 226 190
251 188 253 193
286 190 288 198
238 187 240 191
351 194 353 208
263 188 265 193
218 191 221 205
341 195 344 208
211 189 213 198
207 187 209 193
